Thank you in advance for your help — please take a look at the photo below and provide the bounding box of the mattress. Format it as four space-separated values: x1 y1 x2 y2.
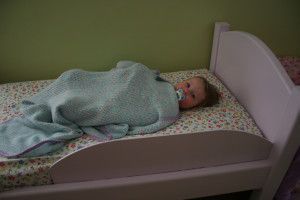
0 69 263 191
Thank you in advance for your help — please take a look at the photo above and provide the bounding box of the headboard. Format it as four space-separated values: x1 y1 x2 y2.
209 22 299 143
209 22 300 200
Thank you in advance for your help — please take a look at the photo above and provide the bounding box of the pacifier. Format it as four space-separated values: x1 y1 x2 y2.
176 88 186 101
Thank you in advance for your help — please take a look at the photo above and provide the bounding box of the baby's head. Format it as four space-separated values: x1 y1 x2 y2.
175 76 219 110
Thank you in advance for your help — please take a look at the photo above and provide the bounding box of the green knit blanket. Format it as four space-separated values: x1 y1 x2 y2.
0 61 179 158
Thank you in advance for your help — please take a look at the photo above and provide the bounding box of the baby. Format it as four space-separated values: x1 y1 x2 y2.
175 76 219 110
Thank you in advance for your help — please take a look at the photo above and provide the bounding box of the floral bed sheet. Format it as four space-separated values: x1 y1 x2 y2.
0 69 262 191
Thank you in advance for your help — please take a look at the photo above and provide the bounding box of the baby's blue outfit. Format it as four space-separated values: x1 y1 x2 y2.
0 61 179 158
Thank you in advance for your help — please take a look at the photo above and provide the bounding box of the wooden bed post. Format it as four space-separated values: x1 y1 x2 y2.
209 22 229 73
250 88 300 200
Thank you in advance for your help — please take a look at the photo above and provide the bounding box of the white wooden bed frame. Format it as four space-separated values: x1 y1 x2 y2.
1 22 299 200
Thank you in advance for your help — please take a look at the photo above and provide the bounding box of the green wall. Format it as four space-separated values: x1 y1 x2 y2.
1 0 299 83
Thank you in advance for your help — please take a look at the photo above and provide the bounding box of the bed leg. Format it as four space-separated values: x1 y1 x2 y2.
250 149 300 200
249 189 264 200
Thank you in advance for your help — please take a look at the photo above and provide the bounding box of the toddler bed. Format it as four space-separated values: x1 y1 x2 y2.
0 22 299 200
0 69 269 190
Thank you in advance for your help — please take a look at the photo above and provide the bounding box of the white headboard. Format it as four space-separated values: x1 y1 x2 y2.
209 22 299 144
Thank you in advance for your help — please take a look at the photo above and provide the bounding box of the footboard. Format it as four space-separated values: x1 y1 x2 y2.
50 131 272 183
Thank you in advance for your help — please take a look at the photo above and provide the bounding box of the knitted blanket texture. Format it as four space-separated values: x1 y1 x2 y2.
0 61 179 158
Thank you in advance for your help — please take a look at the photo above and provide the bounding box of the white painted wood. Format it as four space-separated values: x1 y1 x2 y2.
209 22 230 73
50 131 272 183
250 87 300 200
214 30 295 142
0 160 271 200
212 25 300 200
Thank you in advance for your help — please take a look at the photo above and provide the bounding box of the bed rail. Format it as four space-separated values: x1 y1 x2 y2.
50 131 272 184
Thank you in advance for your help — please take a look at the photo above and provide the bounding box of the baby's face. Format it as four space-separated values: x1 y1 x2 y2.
175 77 206 109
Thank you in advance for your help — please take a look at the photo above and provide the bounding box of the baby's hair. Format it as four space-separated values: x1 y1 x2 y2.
195 76 219 107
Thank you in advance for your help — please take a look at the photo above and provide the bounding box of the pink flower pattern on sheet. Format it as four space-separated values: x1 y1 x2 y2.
1 55 298 191
278 56 300 85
